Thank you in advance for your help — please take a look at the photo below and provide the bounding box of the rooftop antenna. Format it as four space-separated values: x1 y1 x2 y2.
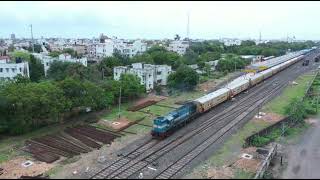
259 31 262 42
187 11 190 40
30 24 34 53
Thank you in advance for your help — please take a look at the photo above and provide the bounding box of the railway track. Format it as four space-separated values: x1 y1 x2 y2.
88 50 320 179
90 77 283 179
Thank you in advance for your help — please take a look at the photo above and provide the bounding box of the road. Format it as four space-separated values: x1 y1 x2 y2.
281 116 320 179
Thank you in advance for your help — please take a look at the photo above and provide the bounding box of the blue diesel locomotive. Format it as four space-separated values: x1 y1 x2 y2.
151 102 198 138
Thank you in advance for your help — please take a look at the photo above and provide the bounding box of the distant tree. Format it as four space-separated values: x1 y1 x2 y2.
49 51 61 57
285 98 307 124
241 40 256 46
113 49 130 65
199 52 221 62
11 51 31 62
130 54 154 64
47 61 73 81
183 49 198 65
168 65 199 91
27 44 42 53
146 45 168 54
174 34 181 41
8 45 15 52
204 64 212 76
62 48 76 57
98 56 122 78
119 74 145 100
216 54 248 72
13 74 31 84
86 64 102 83
29 55 45 82
57 78 108 110
0 81 68 134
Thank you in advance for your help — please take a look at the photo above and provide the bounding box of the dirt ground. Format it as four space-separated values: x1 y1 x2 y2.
280 116 320 179
207 166 234 179
252 112 285 124
198 79 222 92
0 157 55 179
98 117 131 131
50 133 146 179
128 95 167 111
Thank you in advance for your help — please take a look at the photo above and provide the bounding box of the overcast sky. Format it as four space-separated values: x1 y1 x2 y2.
1 1 320 40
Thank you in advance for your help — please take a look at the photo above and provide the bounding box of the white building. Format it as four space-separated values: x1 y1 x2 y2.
167 40 189 55
120 40 147 58
89 39 115 58
0 60 29 80
33 53 87 76
89 38 147 59
114 63 172 92
219 38 242 46
240 55 264 64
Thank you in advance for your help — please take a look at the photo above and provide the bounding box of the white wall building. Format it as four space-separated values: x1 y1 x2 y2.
90 39 115 58
120 40 147 58
167 40 189 55
114 63 172 92
219 38 242 46
33 53 87 76
0 61 29 80
89 39 147 59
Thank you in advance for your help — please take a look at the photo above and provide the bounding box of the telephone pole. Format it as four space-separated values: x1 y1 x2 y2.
118 86 122 119
187 11 190 40
30 24 34 53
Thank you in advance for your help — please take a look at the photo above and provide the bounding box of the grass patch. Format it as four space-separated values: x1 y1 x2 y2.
45 164 64 177
157 90 205 108
140 105 174 116
250 122 310 147
233 168 255 179
60 156 81 165
138 116 154 126
124 124 151 134
207 120 270 166
263 73 315 115
102 103 146 122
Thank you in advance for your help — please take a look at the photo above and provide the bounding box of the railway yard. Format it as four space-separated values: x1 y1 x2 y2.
73 49 320 179
1 49 319 179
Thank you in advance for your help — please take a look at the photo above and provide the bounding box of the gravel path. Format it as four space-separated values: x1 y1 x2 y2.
281 117 320 179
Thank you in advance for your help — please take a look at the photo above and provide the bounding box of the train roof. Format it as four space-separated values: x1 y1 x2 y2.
194 88 230 104
225 77 250 89
246 50 306 71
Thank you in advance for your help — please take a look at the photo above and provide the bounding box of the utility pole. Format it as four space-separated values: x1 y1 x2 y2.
30 24 34 53
118 85 122 119
280 121 285 166
187 11 190 40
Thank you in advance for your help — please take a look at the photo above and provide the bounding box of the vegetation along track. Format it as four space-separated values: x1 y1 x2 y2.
88 50 320 179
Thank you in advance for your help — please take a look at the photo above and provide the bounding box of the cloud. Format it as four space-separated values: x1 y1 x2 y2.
0 1 320 40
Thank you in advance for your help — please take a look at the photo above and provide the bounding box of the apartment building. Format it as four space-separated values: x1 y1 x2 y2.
114 63 172 92
33 53 87 76
167 40 189 55
0 59 29 80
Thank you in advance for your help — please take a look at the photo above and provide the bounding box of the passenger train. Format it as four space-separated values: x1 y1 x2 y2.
151 49 313 138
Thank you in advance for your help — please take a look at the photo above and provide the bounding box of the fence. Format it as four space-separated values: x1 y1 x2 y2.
254 143 278 179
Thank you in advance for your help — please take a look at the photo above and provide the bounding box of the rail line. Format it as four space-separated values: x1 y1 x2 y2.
89 51 319 179
154 53 319 179
90 74 280 179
